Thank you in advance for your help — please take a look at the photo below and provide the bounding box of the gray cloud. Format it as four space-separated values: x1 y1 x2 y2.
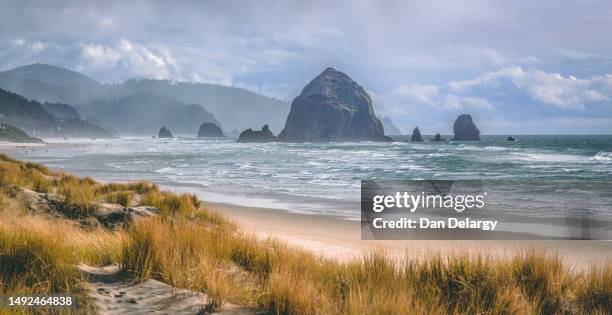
1 0 612 133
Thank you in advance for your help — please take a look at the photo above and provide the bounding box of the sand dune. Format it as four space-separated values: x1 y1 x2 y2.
79 264 260 315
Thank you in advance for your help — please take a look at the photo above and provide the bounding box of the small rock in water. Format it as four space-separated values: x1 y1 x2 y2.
238 124 276 143
410 127 424 142
158 126 173 138
432 133 445 141
197 122 225 137
506 136 516 141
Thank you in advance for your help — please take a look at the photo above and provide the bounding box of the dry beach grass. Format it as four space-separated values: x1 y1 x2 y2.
0 153 610 314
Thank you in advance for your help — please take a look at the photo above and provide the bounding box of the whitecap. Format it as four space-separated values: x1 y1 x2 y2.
510 152 588 163
155 167 176 173
484 146 507 151
591 152 612 163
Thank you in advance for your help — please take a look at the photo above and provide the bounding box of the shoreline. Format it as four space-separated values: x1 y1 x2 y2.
203 200 612 267
2 142 611 267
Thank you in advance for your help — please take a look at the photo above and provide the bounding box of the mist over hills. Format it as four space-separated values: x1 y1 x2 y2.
380 116 402 135
0 64 290 134
117 79 290 133
0 122 42 143
0 64 105 105
42 102 80 119
0 88 114 139
82 94 220 135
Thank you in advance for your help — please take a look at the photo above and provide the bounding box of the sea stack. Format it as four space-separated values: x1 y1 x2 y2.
410 127 423 142
433 133 445 141
238 124 276 143
506 136 516 142
158 126 173 138
452 114 480 141
278 67 390 142
197 122 225 137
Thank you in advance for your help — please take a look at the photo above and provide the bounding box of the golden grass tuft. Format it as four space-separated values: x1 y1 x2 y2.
140 190 200 217
121 217 252 310
119 215 612 314
576 264 612 313
0 215 124 314
102 191 133 207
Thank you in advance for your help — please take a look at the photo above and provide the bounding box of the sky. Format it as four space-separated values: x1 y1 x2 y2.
1 0 612 134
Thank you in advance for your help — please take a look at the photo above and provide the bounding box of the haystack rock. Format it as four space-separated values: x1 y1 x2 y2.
158 126 173 138
410 127 423 142
432 133 445 141
452 114 480 141
278 67 391 142
197 122 225 137
238 124 276 143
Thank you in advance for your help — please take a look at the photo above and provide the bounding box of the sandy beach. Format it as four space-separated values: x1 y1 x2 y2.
204 201 612 267
2 141 610 268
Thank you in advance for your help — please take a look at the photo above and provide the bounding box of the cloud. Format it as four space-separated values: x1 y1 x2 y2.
234 81 303 101
378 47 540 74
385 84 439 106
583 9 612 21
78 39 180 82
10 39 47 53
1 1 612 133
80 44 121 66
443 95 493 110
375 66 612 134
449 67 611 109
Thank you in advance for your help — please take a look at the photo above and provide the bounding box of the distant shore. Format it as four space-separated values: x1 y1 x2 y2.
0 140 47 147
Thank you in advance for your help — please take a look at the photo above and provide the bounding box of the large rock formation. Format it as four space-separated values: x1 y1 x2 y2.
197 122 225 137
410 127 423 142
158 126 173 138
238 125 276 143
278 68 390 142
452 114 480 141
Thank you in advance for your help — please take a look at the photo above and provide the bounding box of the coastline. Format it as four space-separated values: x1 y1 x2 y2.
0 141 47 147
203 200 612 267
1 149 611 313
1 142 610 267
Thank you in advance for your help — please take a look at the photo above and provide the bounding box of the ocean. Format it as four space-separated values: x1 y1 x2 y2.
10 135 612 221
